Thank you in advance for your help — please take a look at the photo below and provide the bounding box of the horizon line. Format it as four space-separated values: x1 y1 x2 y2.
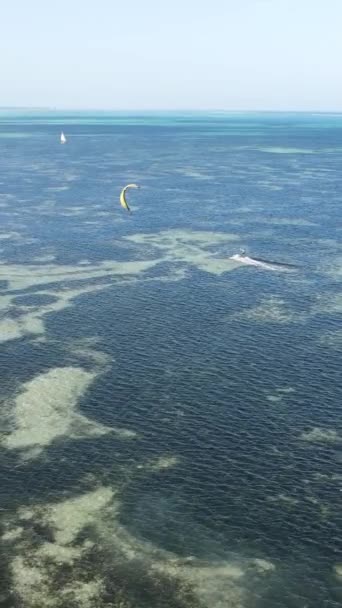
1 106 342 114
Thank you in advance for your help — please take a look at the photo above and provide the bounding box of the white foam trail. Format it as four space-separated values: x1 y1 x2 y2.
229 254 280 271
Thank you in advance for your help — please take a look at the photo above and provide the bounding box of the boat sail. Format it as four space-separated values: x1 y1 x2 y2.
60 131 67 144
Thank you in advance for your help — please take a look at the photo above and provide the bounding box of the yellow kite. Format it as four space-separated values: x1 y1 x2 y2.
119 183 140 213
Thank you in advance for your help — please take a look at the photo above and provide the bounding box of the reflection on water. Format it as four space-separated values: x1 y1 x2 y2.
0 112 342 607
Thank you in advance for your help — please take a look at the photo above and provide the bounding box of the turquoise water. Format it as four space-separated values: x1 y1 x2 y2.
0 112 341 607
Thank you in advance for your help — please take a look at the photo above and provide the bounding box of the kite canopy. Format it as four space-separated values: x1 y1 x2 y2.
119 183 139 213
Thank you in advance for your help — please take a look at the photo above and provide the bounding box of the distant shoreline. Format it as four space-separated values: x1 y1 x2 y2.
0 107 54 111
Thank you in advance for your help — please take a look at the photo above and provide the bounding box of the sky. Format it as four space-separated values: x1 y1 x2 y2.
1 0 342 110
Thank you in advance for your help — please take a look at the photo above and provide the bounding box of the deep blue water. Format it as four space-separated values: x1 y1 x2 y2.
0 112 341 608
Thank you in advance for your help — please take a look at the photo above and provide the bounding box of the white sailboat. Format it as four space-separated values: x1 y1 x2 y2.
60 131 67 144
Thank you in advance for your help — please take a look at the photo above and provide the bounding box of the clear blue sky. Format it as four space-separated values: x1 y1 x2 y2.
1 0 341 110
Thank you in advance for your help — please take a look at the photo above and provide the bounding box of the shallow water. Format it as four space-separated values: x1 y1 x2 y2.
0 111 341 608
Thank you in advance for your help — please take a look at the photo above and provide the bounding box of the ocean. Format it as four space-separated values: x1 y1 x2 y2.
0 111 341 608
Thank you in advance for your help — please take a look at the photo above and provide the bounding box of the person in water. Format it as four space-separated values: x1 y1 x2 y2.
239 248 246 257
